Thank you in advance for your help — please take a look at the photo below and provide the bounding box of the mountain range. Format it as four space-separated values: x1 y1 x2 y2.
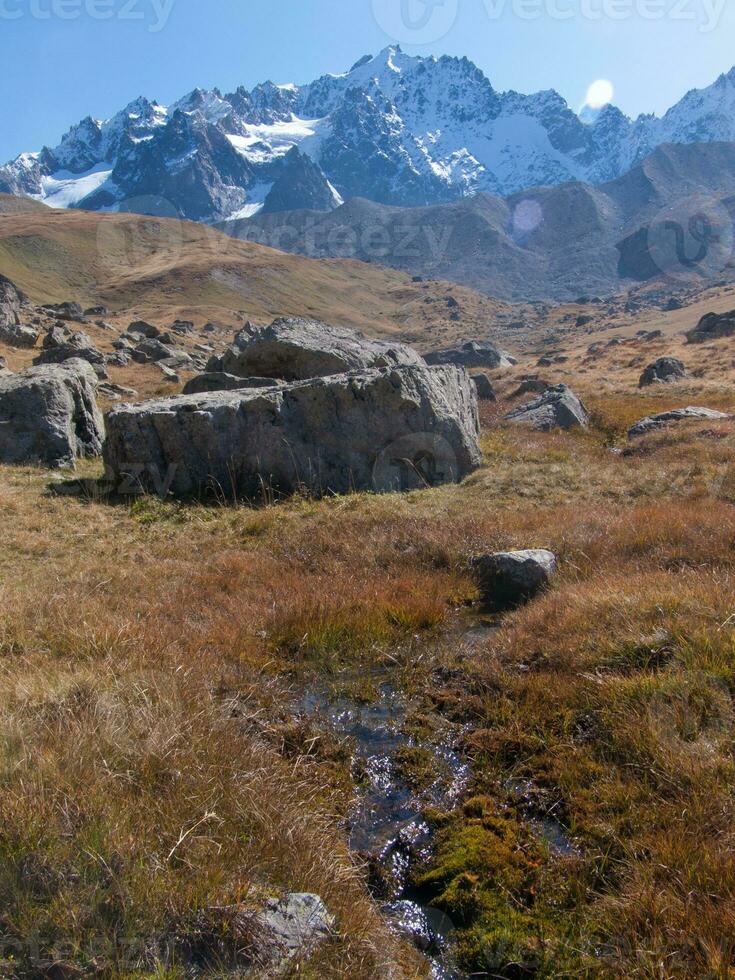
4 47 735 223
225 141 735 301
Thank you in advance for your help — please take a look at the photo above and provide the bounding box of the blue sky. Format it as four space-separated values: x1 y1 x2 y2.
2 0 735 161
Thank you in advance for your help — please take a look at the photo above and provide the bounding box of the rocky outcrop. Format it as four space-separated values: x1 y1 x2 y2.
505 384 590 431
208 317 424 382
686 310 735 343
104 365 481 499
182 373 282 395
425 341 516 371
639 357 687 387
471 549 558 610
0 359 104 467
628 406 729 439
0 275 28 334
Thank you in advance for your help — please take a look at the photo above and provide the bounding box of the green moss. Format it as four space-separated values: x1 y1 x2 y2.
415 797 585 975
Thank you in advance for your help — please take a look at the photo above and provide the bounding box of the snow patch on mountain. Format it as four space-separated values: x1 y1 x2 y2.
4 47 735 222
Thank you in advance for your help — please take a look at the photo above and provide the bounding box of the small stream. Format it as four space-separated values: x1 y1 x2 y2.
296 679 467 977
292 610 578 976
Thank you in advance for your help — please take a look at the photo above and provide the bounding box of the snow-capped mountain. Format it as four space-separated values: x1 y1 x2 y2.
3 48 735 222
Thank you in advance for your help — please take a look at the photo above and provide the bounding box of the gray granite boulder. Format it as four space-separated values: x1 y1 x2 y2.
471 549 558 610
0 359 104 467
425 341 516 370
628 406 729 439
207 317 424 381
686 309 735 343
0 322 38 348
639 357 687 387
505 384 589 431
104 365 481 499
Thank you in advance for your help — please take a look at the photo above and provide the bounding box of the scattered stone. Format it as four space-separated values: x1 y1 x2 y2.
209 317 424 381
98 382 138 401
639 356 687 387
202 322 218 333
104 365 481 499
182 373 282 395
664 297 683 311
686 310 735 343
0 356 10 374
105 351 132 368
171 319 195 334
0 322 39 348
128 320 160 339
425 340 515 370
471 549 558 610
41 301 87 323
628 406 730 439
505 384 589 431
95 320 116 331
576 315 593 328
0 359 104 467
251 893 333 969
131 339 186 364
472 373 496 401
85 305 108 317
537 356 553 367
34 329 108 379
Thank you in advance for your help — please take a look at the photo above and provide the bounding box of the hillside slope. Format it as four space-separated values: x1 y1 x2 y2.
0 195 508 343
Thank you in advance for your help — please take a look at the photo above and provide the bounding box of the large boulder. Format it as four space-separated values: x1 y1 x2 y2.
686 310 735 343
472 373 496 401
207 317 424 382
104 365 481 499
425 341 516 370
639 357 687 387
628 406 729 439
505 384 590 431
182 373 283 395
0 359 104 467
471 550 558 610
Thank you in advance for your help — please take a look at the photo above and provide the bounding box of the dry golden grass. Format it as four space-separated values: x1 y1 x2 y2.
2 331 735 974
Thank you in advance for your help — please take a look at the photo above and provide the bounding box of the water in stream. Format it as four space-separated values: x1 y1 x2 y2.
293 611 578 976
296 679 467 976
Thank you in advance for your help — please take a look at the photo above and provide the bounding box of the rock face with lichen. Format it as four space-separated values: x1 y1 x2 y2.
0 359 104 467
104 364 481 499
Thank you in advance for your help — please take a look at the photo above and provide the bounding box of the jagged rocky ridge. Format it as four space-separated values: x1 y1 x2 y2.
6 47 735 221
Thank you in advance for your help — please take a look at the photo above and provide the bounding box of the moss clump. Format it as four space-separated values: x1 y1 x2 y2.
415 797 584 976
